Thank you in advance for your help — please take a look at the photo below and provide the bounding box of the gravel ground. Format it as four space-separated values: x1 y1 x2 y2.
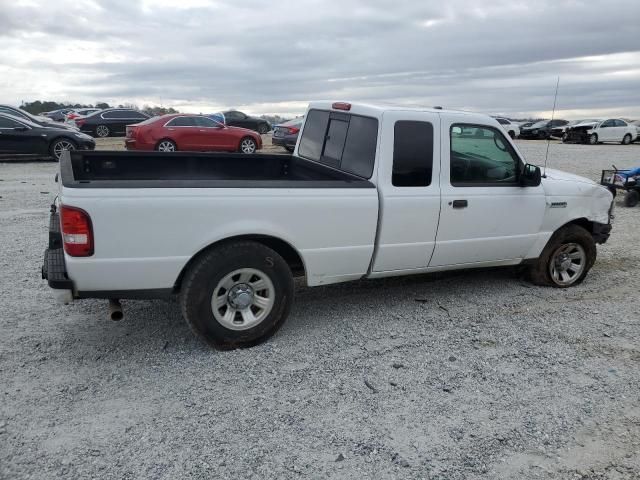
1 140 639 479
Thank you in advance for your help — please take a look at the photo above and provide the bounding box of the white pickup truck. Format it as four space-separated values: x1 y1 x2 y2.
43 101 614 348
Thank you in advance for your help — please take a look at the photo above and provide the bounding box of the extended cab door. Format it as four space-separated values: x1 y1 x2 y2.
372 111 441 272
429 114 545 267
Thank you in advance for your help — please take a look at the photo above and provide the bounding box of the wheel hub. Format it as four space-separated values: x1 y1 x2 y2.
556 253 572 272
227 284 254 310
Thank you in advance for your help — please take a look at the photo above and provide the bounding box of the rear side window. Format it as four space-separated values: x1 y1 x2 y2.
392 121 434 187
298 109 378 178
166 116 197 127
0 117 23 128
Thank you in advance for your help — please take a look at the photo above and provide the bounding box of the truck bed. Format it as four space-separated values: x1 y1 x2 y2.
60 151 374 188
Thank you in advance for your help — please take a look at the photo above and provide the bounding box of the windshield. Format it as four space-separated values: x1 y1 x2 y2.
531 120 548 128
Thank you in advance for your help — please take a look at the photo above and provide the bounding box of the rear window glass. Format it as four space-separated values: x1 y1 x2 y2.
298 109 378 178
393 121 434 187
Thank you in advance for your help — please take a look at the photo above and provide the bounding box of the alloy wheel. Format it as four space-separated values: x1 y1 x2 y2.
53 140 75 160
240 138 256 154
96 125 109 137
158 141 176 152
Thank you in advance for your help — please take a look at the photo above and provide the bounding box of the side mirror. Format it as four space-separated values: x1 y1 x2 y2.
14 126 28 132
521 163 541 187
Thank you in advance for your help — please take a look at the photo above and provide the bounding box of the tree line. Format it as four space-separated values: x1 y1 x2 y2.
20 100 179 117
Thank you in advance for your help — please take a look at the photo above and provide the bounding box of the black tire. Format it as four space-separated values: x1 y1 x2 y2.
508 130 515 139
49 137 77 161
180 241 294 349
538 131 548 140
528 224 596 288
561 133 568 143
285 146 295 153
624 190 639 207
607 186 617 199
258 123 269 134
156 139 177 152
622 134 632 145
588 133 598 145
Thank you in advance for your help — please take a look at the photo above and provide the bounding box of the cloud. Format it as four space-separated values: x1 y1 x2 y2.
0 0 639 118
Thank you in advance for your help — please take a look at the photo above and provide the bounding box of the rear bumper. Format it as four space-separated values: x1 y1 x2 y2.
42 211 74 291
272 136 296 148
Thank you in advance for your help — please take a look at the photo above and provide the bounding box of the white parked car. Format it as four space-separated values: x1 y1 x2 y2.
494 117 520 138
564 118 638 145
43 101 614 348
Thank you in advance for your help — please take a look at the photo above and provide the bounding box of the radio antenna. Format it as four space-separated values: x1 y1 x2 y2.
543 76 560 177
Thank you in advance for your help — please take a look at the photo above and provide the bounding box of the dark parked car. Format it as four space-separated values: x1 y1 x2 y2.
42 108 75 122
0 113 95 160
272 117 303 152
223 110 271 134
76 108 150 137
0 105 76 130
519 119 569 140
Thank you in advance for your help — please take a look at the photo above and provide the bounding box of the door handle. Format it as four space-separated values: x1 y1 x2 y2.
450 199 468 209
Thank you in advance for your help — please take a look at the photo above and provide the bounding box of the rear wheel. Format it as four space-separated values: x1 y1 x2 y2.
95 125 110 138
624 190 639 207
622 134 632 145
528 225 596 288
258 123 269 134
239 137 257 154
180 241 294 349
588 133 598 145
156 139 177 152
49 138 77 161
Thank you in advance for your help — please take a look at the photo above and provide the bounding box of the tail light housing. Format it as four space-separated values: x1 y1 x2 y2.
60 205 94 257
75 118 86 128
287 126 300 135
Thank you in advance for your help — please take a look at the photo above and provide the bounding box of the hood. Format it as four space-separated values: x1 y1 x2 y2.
570 121 599 130
543 168 597 186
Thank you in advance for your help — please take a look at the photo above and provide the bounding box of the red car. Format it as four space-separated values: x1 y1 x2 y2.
125 114 262 153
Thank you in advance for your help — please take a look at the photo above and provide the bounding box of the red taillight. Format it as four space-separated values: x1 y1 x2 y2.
332 102 351 111
75 118 86 127
60 205 94 257
126 126 135 138
287 126 300 134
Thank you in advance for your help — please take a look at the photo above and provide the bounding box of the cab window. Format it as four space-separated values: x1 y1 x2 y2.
450 124 521 186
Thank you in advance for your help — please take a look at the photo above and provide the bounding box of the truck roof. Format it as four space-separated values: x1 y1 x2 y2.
307 101 476 118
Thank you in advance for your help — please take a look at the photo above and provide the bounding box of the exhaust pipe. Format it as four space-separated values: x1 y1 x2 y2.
108 299 124 321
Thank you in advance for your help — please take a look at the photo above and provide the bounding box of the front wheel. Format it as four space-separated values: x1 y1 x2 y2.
180 241 294 349
561 133 568 143
588 133 598 145
239 137 257 154
49 138 77 161
528 225 596 287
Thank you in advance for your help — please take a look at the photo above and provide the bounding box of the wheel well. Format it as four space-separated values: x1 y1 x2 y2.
560 218 594 235
49 136 77 151
173 235 306 292
156 138 177 149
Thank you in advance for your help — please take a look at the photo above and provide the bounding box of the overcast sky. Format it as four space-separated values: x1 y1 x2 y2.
1 0 639 118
